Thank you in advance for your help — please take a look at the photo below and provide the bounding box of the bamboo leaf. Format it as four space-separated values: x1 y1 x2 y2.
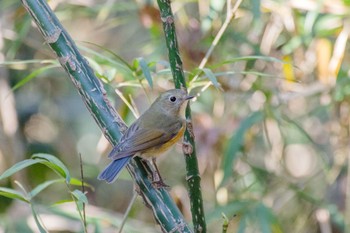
212 55 286 69
12 64 59 91
72 189 88 213
72 189 88 204
51 199 75 206
0 187 29 203
29 179 64 199
0 159 40 180
137 57 153 88
31 205 47 233
237 214 247 233
78 45 134 79
31 153 71 183
0 59 56 66
255 203 282 233
79 41 133 70
69 178 95 191
220 111 265 187
200 68 220 89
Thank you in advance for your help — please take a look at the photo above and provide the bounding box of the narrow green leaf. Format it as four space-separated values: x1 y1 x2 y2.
156 68 172 76
200 68 220 89
282 115 319 146
29 179 64 198
0 187 29 203
72 189 88 213
31 205 47 233
69 178 95 191
212 55 286 69
255 204 272 233
237 214 247 233
51 199 75 206
72 189 88 204
254 203 282 233
79 42 133 70
0 59 56 66
137 57 153 88
206 200 251 221
0 159 40 180
115 81 142 88
12 64 59 91
78 45 134 79
213 70 275 78
31 153 71 183
220 111 265 187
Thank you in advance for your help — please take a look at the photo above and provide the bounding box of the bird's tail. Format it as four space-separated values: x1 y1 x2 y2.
98 157 132 183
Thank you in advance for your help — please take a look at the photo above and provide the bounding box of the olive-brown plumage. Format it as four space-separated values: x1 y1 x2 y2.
98 89 193 184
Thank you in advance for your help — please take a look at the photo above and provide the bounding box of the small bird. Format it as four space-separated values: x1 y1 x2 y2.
98 89 194 185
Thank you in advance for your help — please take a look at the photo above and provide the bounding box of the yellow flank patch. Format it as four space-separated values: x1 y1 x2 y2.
142 124 185 158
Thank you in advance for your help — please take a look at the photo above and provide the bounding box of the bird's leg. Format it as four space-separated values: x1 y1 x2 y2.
140 158 170 189
140 158 153 181
150 158 170 189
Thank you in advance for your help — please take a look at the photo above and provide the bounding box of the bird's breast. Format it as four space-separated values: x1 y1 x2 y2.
141 122 185 158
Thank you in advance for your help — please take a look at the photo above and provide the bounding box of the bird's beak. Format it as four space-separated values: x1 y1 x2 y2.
185 95 194 100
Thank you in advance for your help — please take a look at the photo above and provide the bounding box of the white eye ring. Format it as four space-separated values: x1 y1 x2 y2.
169 96 177 102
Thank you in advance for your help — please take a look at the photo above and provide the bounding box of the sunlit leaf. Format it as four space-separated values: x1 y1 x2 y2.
31 153 71 183
0 187 29 203
200 68 220 89
0 159 40 180
0 59 56 66
51 199 76 206
136 57 153 88
211 55 286 69
72 189 88 213
69 178 95 191
11 64 59 91
29 179 64 198
79 42 132 70
72 189 88 204
78 44 134 79
156 68 172 76
282 55 295 89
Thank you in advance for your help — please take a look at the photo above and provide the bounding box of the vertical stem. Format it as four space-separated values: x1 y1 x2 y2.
345 120 350 232
156 1 207 232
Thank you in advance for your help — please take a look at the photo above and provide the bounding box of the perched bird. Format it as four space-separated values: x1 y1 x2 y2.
98 89 194 185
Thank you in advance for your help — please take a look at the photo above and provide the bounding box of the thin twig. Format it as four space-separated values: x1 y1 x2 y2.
190 0 244 88
118 191 138 233
79 153 87 231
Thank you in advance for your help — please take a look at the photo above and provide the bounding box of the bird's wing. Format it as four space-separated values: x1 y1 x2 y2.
107 121 141 158
108 120 183 160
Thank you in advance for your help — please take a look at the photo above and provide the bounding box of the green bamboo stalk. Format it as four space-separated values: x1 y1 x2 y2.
21 0 192 232
156 1 207 232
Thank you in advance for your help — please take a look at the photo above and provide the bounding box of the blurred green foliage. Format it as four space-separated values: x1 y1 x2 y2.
1 0 350 232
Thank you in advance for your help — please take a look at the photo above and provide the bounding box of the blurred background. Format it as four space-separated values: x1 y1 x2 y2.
1 0 350 232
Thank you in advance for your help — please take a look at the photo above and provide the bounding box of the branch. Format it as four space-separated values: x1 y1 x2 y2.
21 0 192 232
156 0 207 232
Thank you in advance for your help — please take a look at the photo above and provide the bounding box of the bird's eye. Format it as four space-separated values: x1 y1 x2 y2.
170 96 177 102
